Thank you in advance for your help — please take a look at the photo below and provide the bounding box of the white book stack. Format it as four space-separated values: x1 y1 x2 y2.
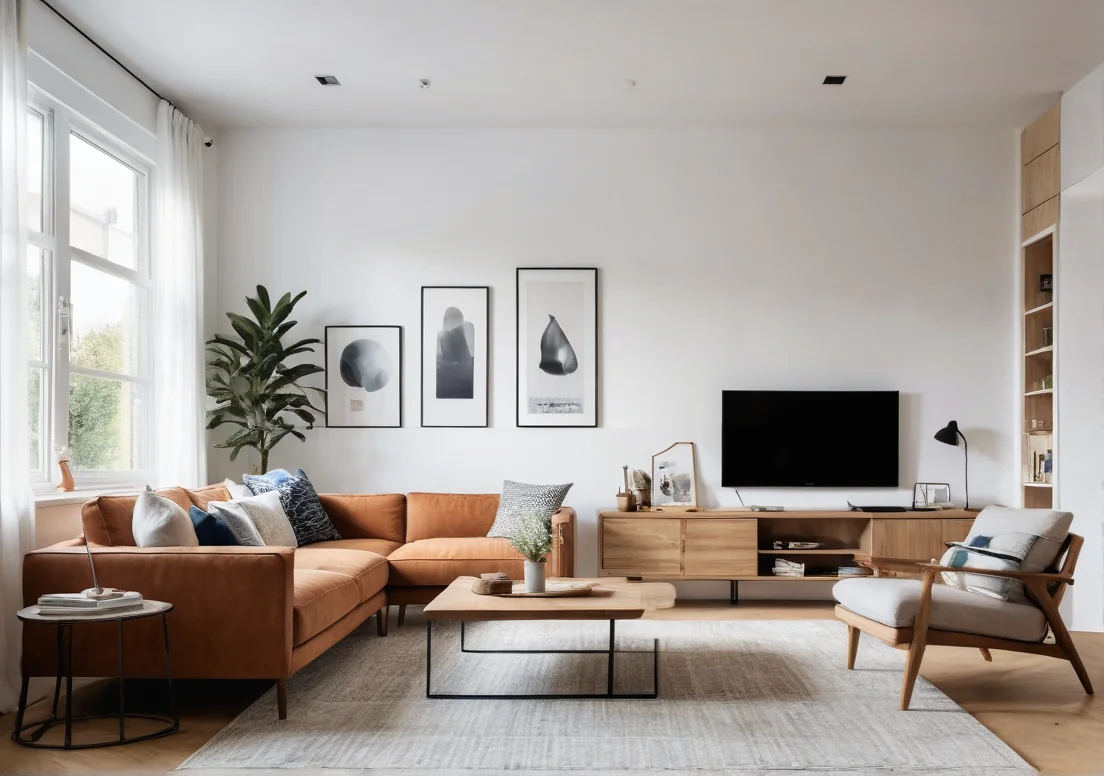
38 591 144 616
772 558 805 577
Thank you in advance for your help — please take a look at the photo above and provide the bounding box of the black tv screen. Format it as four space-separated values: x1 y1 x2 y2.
721 390 899 488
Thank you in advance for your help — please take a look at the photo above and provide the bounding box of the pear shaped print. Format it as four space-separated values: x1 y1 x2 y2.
539 315 579 375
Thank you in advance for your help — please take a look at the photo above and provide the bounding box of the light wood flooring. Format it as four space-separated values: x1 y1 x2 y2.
1 601 1100 775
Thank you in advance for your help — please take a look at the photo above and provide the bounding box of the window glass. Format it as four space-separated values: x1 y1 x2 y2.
69 261 146 377
27 110 43 233
68 374 148 471
69 133 139 270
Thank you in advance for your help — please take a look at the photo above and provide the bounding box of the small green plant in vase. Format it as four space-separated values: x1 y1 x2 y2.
507 513 554 593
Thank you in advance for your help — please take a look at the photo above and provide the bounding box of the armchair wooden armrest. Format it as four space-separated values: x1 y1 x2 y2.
853 554 929 576
915 563 1075 586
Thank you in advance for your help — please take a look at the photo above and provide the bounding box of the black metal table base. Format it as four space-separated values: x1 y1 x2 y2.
12 613 179 749
426 619 659 700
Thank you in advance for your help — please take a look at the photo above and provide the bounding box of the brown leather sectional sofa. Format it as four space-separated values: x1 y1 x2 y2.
21 485 576 718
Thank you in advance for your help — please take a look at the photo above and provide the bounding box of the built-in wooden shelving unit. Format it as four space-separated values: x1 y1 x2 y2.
1020 102 1060 509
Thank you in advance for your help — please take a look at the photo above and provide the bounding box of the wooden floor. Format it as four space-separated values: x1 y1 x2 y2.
1 601 1100 774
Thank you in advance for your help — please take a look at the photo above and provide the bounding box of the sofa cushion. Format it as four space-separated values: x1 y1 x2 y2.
188 506 240 546
207 490 298 547
319 494 406 543
293 549 388 645
487 480 573 538
834 577 1047 642
387 537 524 586
306 537 403 557
245 470 342 546
132 486 199 547
406 493 500 541
83 486 230 546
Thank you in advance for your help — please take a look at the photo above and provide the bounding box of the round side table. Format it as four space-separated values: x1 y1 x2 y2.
13 600 179 749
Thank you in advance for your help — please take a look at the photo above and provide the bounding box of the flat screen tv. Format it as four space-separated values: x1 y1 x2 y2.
721 390 899 488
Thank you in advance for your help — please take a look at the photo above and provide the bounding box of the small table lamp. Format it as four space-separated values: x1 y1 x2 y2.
934 420 969 509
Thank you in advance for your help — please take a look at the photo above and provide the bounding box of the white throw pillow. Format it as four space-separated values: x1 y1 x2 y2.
132 486 199 547
208 490 298 547
222 478 254 500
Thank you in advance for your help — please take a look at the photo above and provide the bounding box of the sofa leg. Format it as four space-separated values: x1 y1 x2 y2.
847 625 859 669
979 647 993 662
376 607 388 637
398 605 407 627
276 678 287 720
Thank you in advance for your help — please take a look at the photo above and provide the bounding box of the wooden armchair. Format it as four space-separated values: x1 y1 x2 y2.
835 532 1093 710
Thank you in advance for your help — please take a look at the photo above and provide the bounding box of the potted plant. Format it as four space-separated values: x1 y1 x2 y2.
507 513 554 593
205 286 326 473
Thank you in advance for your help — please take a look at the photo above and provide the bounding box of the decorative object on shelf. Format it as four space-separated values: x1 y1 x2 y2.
913 482 952 509
616 465 636 512
1042 326 1053 347
325 325 403 428
471 572 513 596
1042 373 1053 389
56 446 75 492
934 421 969 508
206 286 326 471
516 267 598 427
631 468 652 507
1027 418 1053 432
505 512 554 593
651 442 698 508
421 286 489 427
1040 272 1053 296
1044 449 1053 483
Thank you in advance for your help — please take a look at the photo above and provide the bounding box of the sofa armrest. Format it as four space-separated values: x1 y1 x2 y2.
550 507 576 578
22 544 295 680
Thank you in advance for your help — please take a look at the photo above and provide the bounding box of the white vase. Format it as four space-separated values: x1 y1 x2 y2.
524 560 546 593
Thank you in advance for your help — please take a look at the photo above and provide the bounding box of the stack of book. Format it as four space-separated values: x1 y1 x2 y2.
37 591 144 616
772 558 805 577
836 565 874 579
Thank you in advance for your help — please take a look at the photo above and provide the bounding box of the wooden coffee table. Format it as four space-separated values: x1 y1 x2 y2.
423 576 675 700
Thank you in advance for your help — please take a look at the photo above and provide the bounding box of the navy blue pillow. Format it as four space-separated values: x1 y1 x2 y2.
243 469 341 546
189 506 241 546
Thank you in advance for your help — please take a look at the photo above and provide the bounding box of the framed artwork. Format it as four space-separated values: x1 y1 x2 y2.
325 325 403 428
652 442 698 508
516 267 598 427
913 482 952 509
421 286 489 427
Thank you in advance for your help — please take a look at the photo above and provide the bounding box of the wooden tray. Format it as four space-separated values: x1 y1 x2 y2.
501 581 599 598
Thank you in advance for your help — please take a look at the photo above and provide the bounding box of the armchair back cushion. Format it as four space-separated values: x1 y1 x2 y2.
318 494 406 543
406 492 500 541
939 506 1072 603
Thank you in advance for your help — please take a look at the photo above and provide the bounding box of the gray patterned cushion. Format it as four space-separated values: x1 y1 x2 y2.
486 480 573 539
243 469 341 546
938 506 1072 603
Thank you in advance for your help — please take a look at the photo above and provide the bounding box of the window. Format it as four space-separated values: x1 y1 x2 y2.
27 92 153 490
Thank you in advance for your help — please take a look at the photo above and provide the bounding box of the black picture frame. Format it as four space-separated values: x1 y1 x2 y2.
515 267 599 428
420 286 490 428
324 325 403 428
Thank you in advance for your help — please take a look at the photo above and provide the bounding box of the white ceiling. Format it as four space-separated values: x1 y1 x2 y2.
48 0 1104 129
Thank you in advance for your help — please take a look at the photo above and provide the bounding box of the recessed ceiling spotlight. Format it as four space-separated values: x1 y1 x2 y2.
418 78 431 89
315 75 340 86
822 75 847 85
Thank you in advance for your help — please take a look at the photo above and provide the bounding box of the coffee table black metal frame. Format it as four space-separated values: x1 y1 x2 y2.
12 601 179 750
425 618 659 700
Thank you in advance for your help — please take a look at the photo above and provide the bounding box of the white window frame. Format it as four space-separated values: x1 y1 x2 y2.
29 86 155 493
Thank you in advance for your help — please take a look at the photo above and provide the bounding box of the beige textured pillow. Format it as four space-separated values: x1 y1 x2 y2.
132 486 199 547
208 490 297 547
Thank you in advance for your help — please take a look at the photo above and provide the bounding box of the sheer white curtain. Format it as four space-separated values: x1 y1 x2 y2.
154 100 207 488
0 0 32 714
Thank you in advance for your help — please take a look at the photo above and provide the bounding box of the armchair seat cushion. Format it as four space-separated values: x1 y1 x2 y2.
387 537 524 586
834 578 1048 642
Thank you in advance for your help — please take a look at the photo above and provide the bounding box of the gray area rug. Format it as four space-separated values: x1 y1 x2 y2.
180 617 1033 775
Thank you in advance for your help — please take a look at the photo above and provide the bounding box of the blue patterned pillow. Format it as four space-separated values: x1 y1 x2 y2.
243 469 340 546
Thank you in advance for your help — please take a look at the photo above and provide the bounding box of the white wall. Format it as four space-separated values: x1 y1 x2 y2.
213 127 1017 595
1059 66 1104 632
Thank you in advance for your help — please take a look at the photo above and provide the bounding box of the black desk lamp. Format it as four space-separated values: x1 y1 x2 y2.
934 420 968 509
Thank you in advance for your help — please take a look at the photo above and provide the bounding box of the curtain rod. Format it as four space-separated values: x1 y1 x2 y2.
39 0 166 104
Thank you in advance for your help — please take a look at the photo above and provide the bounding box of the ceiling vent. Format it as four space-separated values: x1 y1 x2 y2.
822 75 847 85
315 75 340 86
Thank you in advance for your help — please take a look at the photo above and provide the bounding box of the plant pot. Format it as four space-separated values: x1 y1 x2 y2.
524 560 546 593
